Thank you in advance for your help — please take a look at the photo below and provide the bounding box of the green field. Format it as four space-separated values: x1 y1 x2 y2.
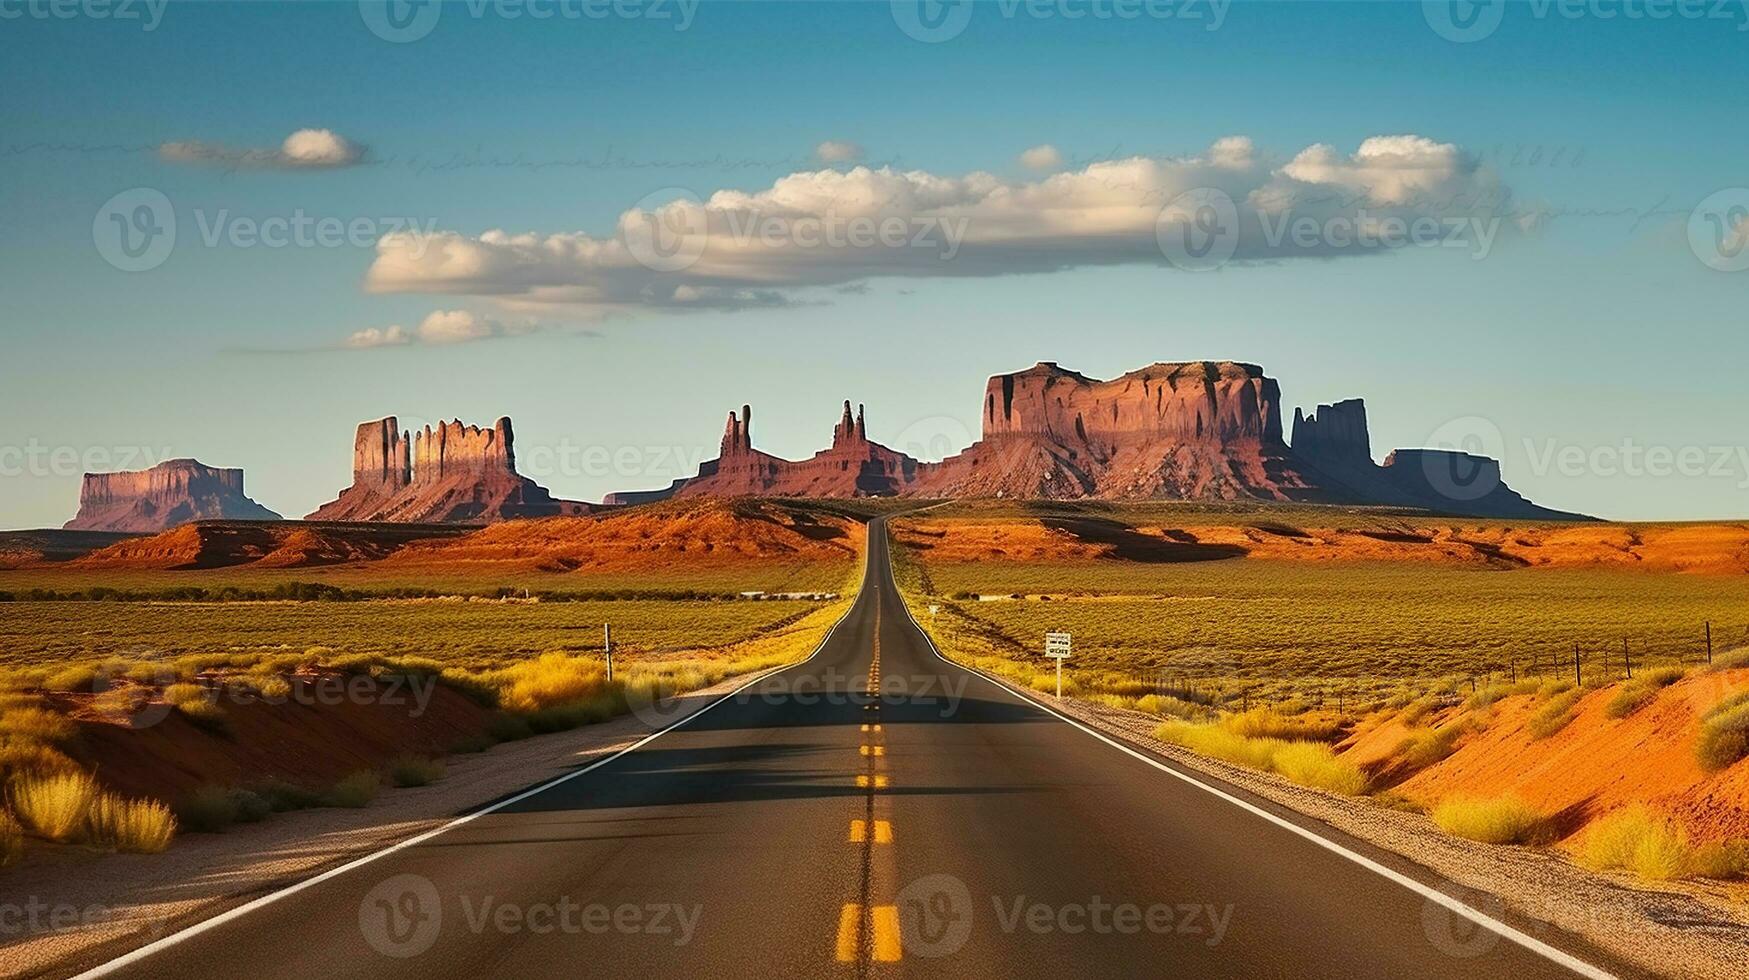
892 537 1748 707
0 597 833 674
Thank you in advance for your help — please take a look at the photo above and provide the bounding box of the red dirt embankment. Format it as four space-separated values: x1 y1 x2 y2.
1342 669 1749 843
56 676 491 804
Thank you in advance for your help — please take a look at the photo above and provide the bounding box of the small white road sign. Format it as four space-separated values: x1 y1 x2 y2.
1045 632 1072 659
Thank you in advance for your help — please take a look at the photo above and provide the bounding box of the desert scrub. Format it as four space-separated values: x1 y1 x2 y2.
388 755 446 788
87 795 175 853
1695 692 1749 772
1431 796 1545 845
1603 666 1686 719
1223 709 1341 742
1395 723 1468 769
163 683 229 732
1578 806 1708 880
0 810 21 866
323 771 381 808
176 785 267 832
1527 689 1584 739
0 707 77 743
9 771 98 843
1154 722 1367 795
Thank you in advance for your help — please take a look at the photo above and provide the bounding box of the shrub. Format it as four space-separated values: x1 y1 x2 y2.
323 771 380 808
10 772 97 843
1579 806 1694 880
87 795 176 853
1527 689 1583 739
254 779 322 813
388 755 445 788
1370 791 1428 814
1155 722 1366 795
0 739 79 780
1396 724 1466 768
1687 840 1749 880
1272 742 1368 795
0 810 22 867
0 707 77 743
43 667 97 693
1707 648 1749 672
1696 692 1749 772
1432 796 1545 844
1604 667 1686 720
1223 709 1341 742
177 786 241 833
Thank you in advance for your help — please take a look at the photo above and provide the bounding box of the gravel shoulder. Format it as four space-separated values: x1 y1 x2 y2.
981 671 1749 980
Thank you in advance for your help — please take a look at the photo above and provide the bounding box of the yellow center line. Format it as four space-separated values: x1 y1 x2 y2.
835 904 861 963
871 906 902 962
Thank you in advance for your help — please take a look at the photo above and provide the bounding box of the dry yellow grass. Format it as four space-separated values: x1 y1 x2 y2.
0 707 77 743
1154 722 1367 795
1431 796 1545 845
1579 806 1703 880
10 772 98 843
87 795 176 853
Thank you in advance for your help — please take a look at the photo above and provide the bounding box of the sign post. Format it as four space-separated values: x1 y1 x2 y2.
604 623 614 683
1045 632 1072 698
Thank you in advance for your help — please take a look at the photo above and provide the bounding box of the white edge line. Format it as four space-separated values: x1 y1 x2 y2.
884 535 1615 980
74 541 871 979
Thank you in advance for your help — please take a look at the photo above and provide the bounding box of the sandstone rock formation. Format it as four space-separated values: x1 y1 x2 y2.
915 361 1317 500
604 360 1581 519
307 416 592 524
64 459 280 533
1289 399 1580 519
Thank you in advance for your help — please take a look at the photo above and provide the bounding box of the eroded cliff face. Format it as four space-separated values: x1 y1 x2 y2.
65 459 281 532
1288 399 1579 519
670 401 918 499
307 416 591 523
601 360 1580 519
917 361 1312 501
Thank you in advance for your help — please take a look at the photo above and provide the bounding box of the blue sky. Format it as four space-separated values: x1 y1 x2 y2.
3 0 1746 525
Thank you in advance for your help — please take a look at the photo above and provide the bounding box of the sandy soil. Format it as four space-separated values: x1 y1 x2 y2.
0 672 764 979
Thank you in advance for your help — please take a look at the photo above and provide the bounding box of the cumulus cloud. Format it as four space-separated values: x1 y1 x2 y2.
1019 144 1064 171
160 128 364 170
815 140 865 163
365 134 1512 313
343 311 531 350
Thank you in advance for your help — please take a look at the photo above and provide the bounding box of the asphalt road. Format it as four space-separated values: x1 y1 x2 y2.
84 518 1629 979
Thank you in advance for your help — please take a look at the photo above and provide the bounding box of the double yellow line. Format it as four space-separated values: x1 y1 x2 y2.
838 604 901 965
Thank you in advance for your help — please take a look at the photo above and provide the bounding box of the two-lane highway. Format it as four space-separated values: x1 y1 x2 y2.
82 518 1627 979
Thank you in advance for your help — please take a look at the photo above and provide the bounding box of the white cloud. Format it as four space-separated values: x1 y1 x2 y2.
343 311 532 350
160 128 364 170
365 135 1511 313
344 325 411 349
1019 144 1063 171
815 140 865 163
